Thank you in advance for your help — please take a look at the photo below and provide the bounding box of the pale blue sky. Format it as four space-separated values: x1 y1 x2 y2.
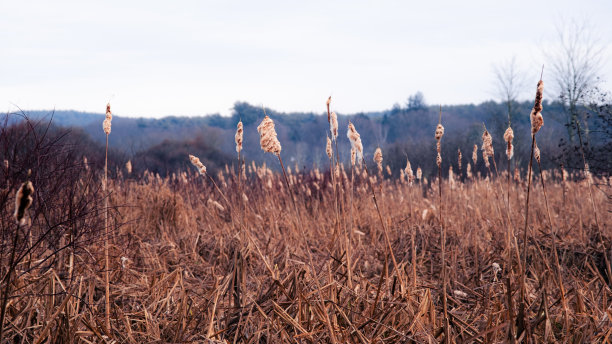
1 0 611 117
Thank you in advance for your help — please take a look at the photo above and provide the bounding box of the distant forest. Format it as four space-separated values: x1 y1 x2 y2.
11 92 612 179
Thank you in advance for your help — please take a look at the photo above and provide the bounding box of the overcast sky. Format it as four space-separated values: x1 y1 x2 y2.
1 0 611 117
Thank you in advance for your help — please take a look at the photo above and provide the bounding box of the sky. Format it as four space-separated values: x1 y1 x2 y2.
1 0 611 118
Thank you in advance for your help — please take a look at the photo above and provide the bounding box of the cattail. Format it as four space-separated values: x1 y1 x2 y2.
457 148 462 171
472 144 478 165
467 162 472 178
347 122 363 162
436 152 442 168
330 111 338 140
405 159 414 185
534 143 541 164
103 103 112 135
14 181 34 225
189 154 207 175
386 165 392 176
235 121 243 154
482 150 490 168
126 160 132 174
400 169 405 183
326 136 332 159
504 126 514 160
481 127 494 160
208 199 225 212
416 167 422 180
257 116 281 155
530 80 544 135
435 124 445 141
374 147 383 173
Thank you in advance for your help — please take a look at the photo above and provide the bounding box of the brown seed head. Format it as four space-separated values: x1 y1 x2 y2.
472 144 478 165
504 126 514 160
330 111 338 140
531 80 544 134
405 159 414 184
189 154 207 175
416 167 422 180
350 148 356 166
103 103 112 135
347 122 363 161
14 181 34 225
481 128 494 159
257 116 282 155
326 136 332 159
534 142 541 164
436 152 442 168
458 148 462 171
126 160 132 174
374 147 383 172
235 121 243 154
435 124 445 140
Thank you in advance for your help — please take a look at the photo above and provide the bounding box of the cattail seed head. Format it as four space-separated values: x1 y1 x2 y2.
347 122 363 162
326 136 332 159
374 147 383 173
472 144 478 165
189 154 207 175
531 80 544 134
330 111 338 140
257 116 282 155
534 142 541 164
103 103 112 135
504 126 514 160
436 152 442 168
235 121 243 154
386 165 392 176
416 167 422 180
350 148 356 166
405 159 414 185
481 128 494 159
435 124 445 140
467 162 472 178
14 181 34 225
458 148 462 171
126 160 132 174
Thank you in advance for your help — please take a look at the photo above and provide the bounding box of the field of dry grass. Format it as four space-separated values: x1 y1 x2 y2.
1 156 610 343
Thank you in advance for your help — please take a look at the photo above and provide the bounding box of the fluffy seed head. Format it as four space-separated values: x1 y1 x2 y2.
350 148 356 166
330 111 338 140
504 126 514 160
235 121 243 154
435 124 445 140
14 181 34 225
257 116 282 155
373 147 383 173
467 162 472 178
436 152 442 168
347 122 363 162
103 103 112 135
472 144 478 165
416 167 422 180
326 136 332 159
531 80 544 134
458 148 462 171
189 154 207 175
534 142 541 164
326 96 331 122
405 159 414 185
126 160 132 174
481 128 494 159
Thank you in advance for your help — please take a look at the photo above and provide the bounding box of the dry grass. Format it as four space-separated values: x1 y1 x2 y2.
1 163 610 343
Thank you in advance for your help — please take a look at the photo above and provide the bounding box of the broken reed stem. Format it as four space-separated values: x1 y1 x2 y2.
277 155 338 344
362 159 405 295
518 134 535 336
438 155 450 344
575 119 611 285
104 133 111 334
533 144 570 331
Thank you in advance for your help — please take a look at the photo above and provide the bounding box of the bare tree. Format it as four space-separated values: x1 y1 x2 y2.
548 20 605 141
494 56 525 125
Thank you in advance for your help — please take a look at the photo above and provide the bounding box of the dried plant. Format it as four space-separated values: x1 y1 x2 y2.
373 147 383 173
235 121 243 155
257 116 281 155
